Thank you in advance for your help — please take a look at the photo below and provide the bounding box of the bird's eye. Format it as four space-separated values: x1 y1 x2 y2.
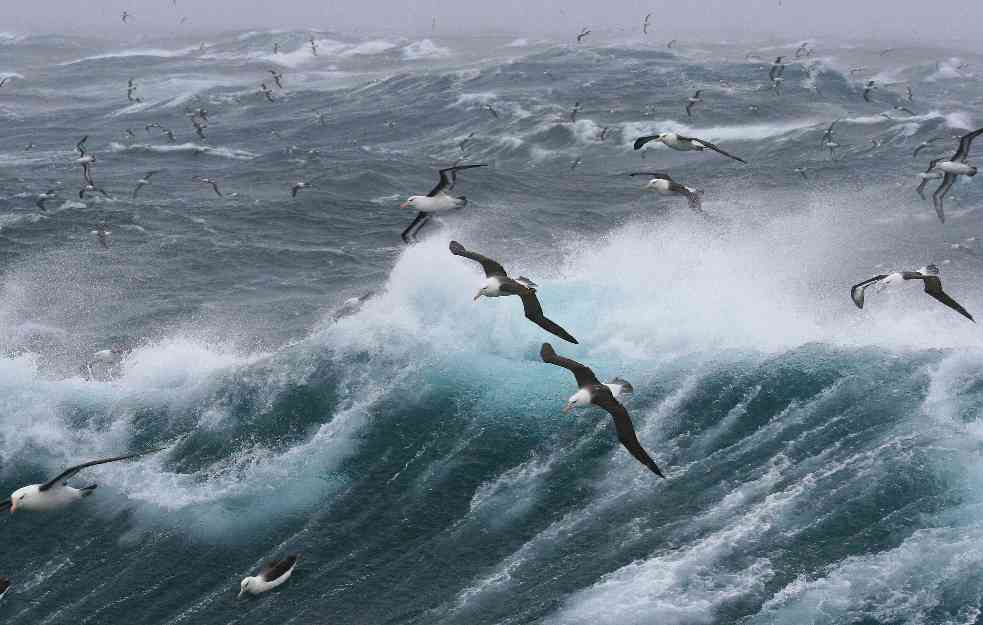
19 495 26 500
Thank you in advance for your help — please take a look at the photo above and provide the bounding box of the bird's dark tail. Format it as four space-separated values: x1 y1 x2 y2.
80 484 98 497
457 195 468 208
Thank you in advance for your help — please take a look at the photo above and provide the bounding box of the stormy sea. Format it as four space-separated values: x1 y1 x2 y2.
2 27 983 625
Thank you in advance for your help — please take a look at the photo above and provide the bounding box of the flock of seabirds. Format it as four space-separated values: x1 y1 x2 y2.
1 6 983 608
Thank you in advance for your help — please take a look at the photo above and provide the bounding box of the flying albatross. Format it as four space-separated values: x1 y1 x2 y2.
132 170 161 199
926 127 983 221
399 164 487 243
630 172 703 209
685 90 703 117
540 343 663 477
0 447 166 513
850 265 974 321
239 554 300 598
449 241 578 344
633 132 747 164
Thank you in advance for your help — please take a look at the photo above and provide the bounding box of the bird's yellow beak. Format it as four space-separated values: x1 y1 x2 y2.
473 291 482 302
237 589 245 599
399 202 408 209
562 402 575 414
10 501 16 514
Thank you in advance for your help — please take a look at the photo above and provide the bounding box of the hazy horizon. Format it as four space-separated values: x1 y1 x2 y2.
3 0 982 51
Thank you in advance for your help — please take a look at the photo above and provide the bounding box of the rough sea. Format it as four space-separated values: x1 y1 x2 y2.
2 27 983 625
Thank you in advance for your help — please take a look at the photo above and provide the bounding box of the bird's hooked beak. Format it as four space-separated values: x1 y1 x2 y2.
562 401 576 414
10 500 16 514
473 290 483 302
399 202 408 209
237 589 245 599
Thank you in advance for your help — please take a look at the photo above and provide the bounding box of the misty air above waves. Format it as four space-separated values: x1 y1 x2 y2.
1 12 983 625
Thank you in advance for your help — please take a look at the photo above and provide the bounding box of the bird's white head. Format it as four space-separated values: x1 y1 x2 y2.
564 388 590 413
656 133 669 143
9 485 38 513
400 196 421 209
238 578 252 599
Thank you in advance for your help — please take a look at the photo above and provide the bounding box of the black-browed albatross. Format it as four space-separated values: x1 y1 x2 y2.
0 447 166 513
850 265 974 321
540 343 663 476
449 241 578 344
927 127 983 220
633 133 747 164
239 554 300 598
399 164 487 243
630 172 703 209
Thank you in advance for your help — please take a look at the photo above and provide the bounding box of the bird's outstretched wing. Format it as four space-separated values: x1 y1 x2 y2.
519 292 578 344
922 276 974 322
76 135 88 157
540 343 600 388
261 555 300 582
426 164 488 197
932 173 956 222
594 394 665 477
952 127 983 162
449 240 507 277
850 275 888 309
687 137 748 164
629 172 672 180
669 182 702 209
40 447 167 491
632 135 660 150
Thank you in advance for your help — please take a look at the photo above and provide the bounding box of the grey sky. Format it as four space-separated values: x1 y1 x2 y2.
4 1 982 46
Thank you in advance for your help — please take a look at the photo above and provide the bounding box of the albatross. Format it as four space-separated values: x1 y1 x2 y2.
633 132 747 164
449 241 578 344
132 170 161 199
685 90 703 117
399 164 487 243
851 265 974 321
540 343 663 476
239 554 300 598
0 447 165 513
927 127 983 221
630 172 703 209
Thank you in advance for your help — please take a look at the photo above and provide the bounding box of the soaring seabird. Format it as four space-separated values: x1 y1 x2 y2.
449 241 578 344
667 39 677 49
570 101 581 123
36 189 59 211
260 83 276 102
905 85 914 103
239 555 300 598
291 181 311 197
915 158 944 201
309 37 318 56
540 343 662 476
928 127 983 220
794 167 808 179
269 69 284 89
273 42 279 55
768 56 785 82
399 164 488 243
794 42 810 58
862 80 877 103
193 176 223 197
913 137 945 158
685 90 703 117
851 265 974 321
92 222 111 248
771 76 784 96
630 172 703 209
458 132 475 154
633 132 747 164
132 171 160 199
0 448 165 513
823 139 840 160
483 104 500 119
75 135 96 176
121 11 132 23
0 76 13 88
576 27 591 43
599 126 611 141
570 157 583 170
642 13 651 34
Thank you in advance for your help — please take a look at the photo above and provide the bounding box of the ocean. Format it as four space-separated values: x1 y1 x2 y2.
2 28 983 625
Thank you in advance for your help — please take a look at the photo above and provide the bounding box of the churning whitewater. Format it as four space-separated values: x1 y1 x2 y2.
2 26 983 625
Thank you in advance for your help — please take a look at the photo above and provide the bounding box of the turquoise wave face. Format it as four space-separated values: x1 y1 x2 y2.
2 29 983 625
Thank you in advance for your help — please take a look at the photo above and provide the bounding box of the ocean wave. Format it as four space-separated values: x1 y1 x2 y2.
108 142 257 160
402 39 452 60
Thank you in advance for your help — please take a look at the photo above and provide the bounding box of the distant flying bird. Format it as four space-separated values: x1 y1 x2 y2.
862 80 877 102
269 69 284 89
685 90 703 117
768 56 785 82
132 171 161 198
570 101 581 122
851 265 973 322
642 13 652 34
193 176 223 197
482 104 499 119
449 241 578 344
576 28 591 43
309 37 318 56
260 83 276 102
36 189 58 211
794 167 808 179
570 157 583 170
121 11 132 23
667 39 677 49
273 42 279 55
291 181 311 197
0 76 12 88
92 222 112 248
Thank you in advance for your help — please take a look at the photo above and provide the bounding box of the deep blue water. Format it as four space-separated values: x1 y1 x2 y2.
2 28 983 625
